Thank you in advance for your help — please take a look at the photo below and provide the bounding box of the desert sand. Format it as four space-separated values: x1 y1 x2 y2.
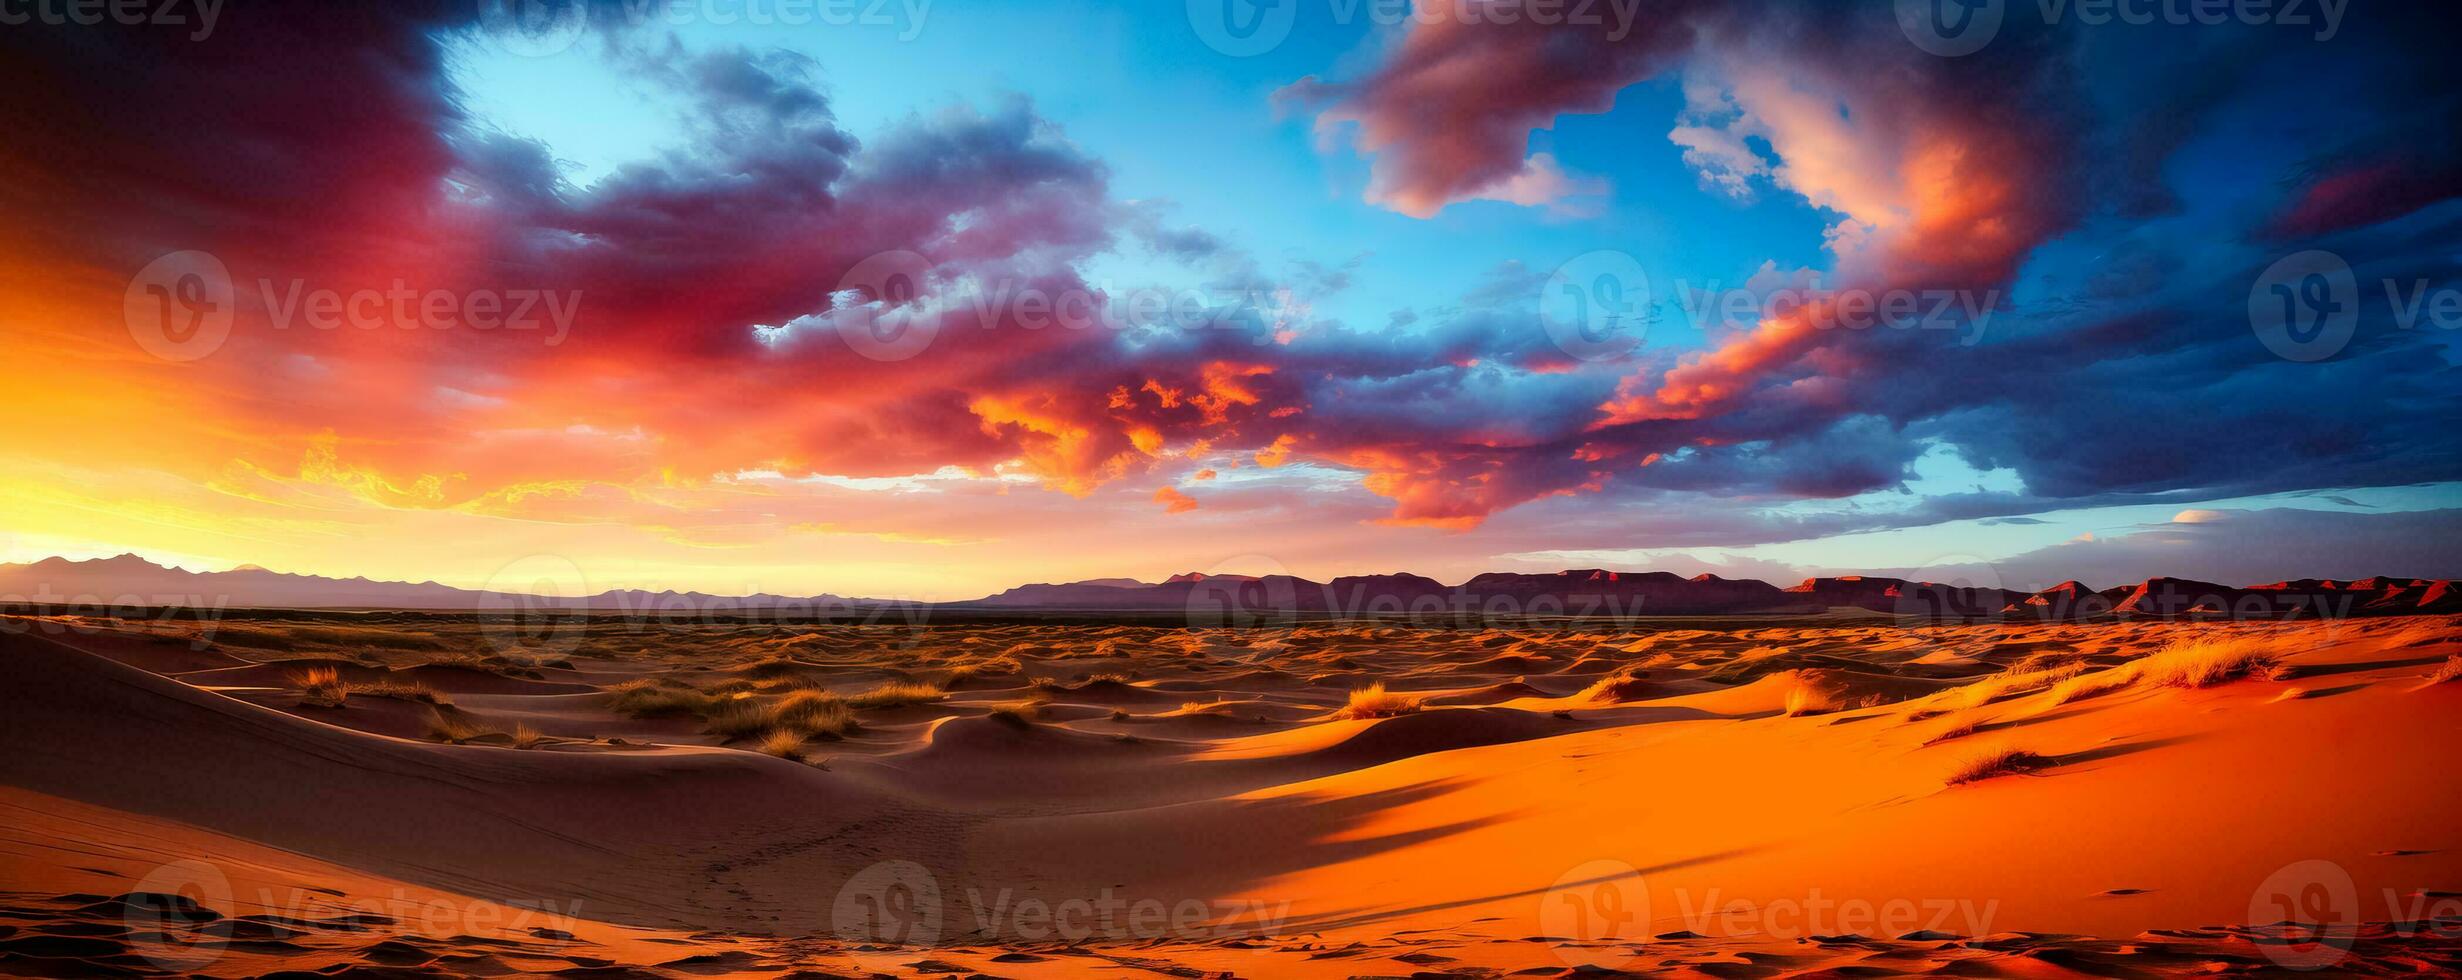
4 610 2460 977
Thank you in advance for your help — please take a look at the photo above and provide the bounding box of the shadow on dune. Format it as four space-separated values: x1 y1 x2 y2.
1969 698 2132 736
0 628 949 932
2273 655 2448 679
1261 846 1760 936
957 777 1519 932
2050 734 2198 769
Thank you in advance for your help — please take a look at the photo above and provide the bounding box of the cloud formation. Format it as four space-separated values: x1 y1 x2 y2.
3 0 2459 582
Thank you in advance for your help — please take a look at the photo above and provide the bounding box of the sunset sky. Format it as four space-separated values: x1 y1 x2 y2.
3 1 2458 599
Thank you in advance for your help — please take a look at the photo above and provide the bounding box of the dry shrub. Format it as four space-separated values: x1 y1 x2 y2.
293 666 348 708
424 651 536 676
758 729 807 761
1924 715 1987 746
424 708 505 745
850 681 944 709
2010 650 2090 674
2048 668 2133 705
349 679 447 705
939 659 1020 685
702 698 771 740
1950 663 2085 710
1945 746 2050 785
1783 681 1836 717
743 672 837 693
1578 667 1662 704
2132 635 2283 688
606 679 713 718
2427 655 2462 685
774 690 858 738
1335 682 1423 720
986 702 1042 726
743 656 814 677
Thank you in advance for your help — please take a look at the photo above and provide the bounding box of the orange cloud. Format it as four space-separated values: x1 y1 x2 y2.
1254 434 1297 469
1153 486 1199 514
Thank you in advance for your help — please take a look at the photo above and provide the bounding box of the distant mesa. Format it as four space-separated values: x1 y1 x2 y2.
0 555 2454 620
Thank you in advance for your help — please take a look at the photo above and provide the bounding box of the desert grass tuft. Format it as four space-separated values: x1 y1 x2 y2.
679 689 864 744
849 681 945 709
293 666 349 708
1782 681 1836 717
2048 667 2133 705
1945 745 2051 785
1335 682 1423 720
1949 663 2085 710
510 724 548 749
773 690 859 739
743 655 816 677
2010 650 2091 674
291 659 356 709
758 729 807 761
702 698 772 740
938 659 1021 685
1923 715 1988 746
986 701 1042 726
349 679 448 705
2131 635 2283 688
1578 666 1663 705
606 679 714 718
2427 655 2462 685
424 707 506 745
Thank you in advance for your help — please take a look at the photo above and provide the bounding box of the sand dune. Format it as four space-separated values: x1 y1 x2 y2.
0 628 928 933
4 612 2460 977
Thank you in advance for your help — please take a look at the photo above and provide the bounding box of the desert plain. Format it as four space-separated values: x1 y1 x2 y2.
3 608 2460 978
